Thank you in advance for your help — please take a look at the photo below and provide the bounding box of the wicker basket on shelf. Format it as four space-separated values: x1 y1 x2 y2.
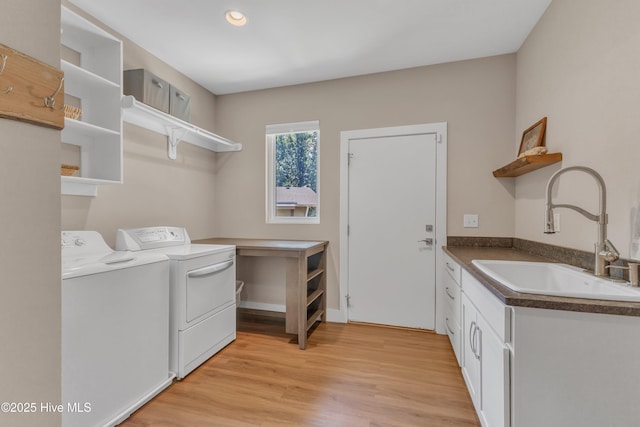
61 164 80 176
63 105 82 120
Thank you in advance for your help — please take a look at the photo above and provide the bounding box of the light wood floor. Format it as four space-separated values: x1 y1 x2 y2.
121 313 479 427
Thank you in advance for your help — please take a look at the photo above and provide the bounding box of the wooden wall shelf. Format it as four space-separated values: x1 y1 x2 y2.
492 153 562 177
0 43 65 129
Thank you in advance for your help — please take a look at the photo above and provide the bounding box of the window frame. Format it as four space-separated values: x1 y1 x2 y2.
266 120 320 224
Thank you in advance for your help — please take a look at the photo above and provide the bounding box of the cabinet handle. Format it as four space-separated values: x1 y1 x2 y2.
471 321 476 355
475 327 482 361
152 79 164 89
445 317 455 335
445 287 455 300
446 262 455 272
469 321 476 355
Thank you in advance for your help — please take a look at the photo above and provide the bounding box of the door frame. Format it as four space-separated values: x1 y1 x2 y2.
339 123 447 334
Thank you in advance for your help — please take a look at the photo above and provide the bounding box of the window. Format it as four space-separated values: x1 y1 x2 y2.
266 121 320 224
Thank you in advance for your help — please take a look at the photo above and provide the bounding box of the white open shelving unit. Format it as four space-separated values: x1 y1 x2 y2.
61 6 241 195
61 6 123 197
121 95 242 159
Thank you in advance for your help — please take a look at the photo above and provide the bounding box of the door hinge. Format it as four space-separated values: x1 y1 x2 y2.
437 133 442 144
347 224 350 236
348 152 354 165
346 294 351 307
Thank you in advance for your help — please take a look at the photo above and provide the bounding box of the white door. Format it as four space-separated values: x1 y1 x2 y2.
347 131 438 329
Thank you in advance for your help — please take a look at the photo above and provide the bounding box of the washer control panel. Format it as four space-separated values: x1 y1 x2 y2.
62 231 112 256
116 226 190 251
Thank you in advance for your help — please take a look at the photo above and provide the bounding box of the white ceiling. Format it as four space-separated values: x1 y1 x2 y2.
68 0 552 95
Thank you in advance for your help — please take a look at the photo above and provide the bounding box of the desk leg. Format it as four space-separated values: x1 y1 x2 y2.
297 253 308 350
285 255 308 349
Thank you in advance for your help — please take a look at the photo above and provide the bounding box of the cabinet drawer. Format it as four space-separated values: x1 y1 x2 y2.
123 69 170 113
462 269 510 342
445 314 461 365
444 252 461 285
444 272 461 321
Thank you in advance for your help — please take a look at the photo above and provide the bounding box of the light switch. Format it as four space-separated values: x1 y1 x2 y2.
464 214 479 228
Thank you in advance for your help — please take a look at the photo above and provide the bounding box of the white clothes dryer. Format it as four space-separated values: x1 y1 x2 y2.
116 226 236 379
61 231 172 427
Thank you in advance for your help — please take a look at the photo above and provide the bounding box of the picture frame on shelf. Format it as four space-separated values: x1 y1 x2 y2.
518 117 547 157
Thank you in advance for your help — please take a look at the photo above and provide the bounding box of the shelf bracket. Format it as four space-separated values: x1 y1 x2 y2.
167 127 189 160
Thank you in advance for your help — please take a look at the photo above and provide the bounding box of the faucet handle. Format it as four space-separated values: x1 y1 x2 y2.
628 263 639 287
599 239 620 262
600 250 620 262
605 239 620 255
606 262 639 287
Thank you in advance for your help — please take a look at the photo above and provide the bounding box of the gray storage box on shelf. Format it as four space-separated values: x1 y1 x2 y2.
123 69 170 113
169 85 191 122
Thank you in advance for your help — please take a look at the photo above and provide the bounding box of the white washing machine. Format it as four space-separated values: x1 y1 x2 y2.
61 231 172 427
116 226 237 379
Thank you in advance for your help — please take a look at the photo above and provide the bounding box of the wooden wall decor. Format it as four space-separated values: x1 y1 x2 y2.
0 43 64 130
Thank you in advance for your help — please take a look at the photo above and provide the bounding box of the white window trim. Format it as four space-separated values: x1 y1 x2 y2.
266 120 320 224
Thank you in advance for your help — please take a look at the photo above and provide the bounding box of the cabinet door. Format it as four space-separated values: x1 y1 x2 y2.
478 314 510 427
444 271 461 364
461 293 480 409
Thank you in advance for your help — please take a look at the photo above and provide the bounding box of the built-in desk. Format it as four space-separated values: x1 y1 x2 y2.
194 238 328 349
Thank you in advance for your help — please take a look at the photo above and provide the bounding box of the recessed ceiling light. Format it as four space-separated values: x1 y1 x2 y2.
225 10 247 27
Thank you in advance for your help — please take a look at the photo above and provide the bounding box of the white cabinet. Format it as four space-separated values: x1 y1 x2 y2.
510 307 640 427
461 293 481 406
60 6 122 196
461 270 510 427
477 312 509 427
454 255 640 427
443 252 462 364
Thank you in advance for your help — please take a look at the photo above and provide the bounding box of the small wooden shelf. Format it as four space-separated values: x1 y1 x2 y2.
307 268 324 282
492 153 563 177
306 309 324 330
307 289 324 306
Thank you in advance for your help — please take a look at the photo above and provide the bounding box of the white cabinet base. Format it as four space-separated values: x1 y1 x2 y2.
511 307 640 427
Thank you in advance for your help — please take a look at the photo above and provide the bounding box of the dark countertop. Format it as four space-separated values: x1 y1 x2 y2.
444 246 640 317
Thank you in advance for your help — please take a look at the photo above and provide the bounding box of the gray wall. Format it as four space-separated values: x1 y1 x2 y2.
61 1 221 247
515 0 640 259
0 0 62 426
214 55 517 309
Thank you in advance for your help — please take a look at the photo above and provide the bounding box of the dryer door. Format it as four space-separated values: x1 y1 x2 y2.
185 254 235 323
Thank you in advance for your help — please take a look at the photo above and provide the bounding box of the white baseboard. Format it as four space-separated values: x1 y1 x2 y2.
326 308 345 323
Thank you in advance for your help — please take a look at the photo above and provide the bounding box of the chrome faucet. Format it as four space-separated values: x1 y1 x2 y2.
544 166 619 276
